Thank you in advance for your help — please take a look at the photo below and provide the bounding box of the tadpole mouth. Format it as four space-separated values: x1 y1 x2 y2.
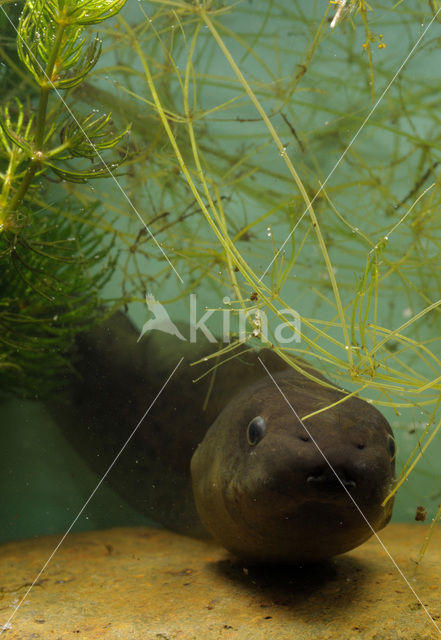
306 469 357 491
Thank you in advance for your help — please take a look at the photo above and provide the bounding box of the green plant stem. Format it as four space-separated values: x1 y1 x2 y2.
0 45 31 87
35 21 65 146
1 21 66 226
2 163 37 220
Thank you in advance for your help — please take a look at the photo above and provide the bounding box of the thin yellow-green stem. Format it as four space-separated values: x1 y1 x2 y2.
383 396 441 505
123 16 353 370
370 299 441 359
360 2 375 102
1 21 66 226
415 502 441 567
200 9 353 368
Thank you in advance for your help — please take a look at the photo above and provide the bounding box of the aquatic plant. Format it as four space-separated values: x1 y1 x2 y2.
2 0 441 555
90 4 441 396
0 0 129 394
65 0 441 543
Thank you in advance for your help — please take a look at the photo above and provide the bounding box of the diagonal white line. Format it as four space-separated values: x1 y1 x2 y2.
259 7 441 282
0 356 184 635
258 357 441 637
0 5 184 284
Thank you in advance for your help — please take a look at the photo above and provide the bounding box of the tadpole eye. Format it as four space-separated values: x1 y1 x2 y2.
387 434 396 460
247 416 267 446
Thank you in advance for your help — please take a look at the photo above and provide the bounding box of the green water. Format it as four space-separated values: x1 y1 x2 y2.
1 0 441 545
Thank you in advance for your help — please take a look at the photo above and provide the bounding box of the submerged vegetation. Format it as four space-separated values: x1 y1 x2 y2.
0 0 129 394
77 0 440 538
1 0 441 547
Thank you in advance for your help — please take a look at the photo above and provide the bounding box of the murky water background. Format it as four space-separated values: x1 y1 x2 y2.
1 0 441 544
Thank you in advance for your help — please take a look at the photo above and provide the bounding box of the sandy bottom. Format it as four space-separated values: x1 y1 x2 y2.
0 523 440 639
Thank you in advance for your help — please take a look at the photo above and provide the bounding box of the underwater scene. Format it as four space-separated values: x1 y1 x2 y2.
1 0 441 638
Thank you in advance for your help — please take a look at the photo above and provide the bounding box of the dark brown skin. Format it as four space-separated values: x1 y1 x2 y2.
49 312 395 562
48 312 290 537
191 369 396 563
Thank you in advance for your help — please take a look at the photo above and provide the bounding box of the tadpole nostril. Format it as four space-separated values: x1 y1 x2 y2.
357 443 365 450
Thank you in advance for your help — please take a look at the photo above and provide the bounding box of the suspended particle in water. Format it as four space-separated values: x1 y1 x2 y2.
415 505 427 522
